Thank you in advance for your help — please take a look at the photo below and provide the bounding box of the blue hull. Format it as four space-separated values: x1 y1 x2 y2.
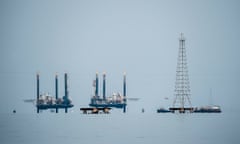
194 109 221 113
157 109 171 113
89 103 126 108
37 104 74 109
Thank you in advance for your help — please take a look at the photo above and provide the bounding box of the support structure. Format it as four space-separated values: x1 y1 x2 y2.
95 72 99 96
170 33 193 113
37 73 40 113
55 74 58 113
123 72 127 113
103 72 106 100
64 73 68 113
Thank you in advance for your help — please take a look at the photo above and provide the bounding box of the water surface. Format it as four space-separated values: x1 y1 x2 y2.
1 111 239 144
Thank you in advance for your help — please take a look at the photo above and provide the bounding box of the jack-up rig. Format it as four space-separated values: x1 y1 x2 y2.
36 73 74 113
88 72 127 113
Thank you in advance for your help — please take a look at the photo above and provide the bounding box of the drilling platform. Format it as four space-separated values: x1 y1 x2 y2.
36 73 74 113
89 72 127 113
169 33 194 113
157 34 222 113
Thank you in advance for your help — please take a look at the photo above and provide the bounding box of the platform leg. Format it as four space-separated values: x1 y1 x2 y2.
123 106 126 113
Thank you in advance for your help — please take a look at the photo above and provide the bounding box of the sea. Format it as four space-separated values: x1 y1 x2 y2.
1 109 240 144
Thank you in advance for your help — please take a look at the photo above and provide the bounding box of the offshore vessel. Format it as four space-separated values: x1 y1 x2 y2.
89 72 127 113
36 73 73 113
193 89 222 113
194 105 221 113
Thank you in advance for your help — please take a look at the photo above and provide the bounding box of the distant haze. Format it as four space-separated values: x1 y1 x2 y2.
0 0 240 113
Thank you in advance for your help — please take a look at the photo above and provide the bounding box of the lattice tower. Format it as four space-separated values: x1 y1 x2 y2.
172 33 192 108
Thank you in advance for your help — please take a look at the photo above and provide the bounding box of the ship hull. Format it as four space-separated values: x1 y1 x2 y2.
89 103 126 108
194 109 221 113
194 106 222 113
157 109 171 113
37 104 74 109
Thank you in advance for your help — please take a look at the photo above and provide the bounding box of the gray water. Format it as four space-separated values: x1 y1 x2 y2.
1 110 240 144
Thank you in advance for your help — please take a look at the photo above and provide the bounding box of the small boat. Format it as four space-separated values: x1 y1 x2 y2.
80 107 111 114
157 108 171 113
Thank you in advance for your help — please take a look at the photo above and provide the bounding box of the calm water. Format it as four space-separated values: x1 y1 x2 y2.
1 110 240 144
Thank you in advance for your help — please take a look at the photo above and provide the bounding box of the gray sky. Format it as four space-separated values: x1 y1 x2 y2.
0 0 239 113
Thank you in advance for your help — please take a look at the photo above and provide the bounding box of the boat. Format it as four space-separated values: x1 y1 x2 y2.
80 107 112 114
157 108 171 113
194 89 222 113
194 105 222 113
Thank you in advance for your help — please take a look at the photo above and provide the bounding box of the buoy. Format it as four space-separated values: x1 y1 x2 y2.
13 110 16 113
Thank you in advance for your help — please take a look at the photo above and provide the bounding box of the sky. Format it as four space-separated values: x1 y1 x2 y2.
0 0 240 113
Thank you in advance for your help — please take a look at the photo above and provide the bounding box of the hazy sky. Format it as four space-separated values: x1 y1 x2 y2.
0 0 239 113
